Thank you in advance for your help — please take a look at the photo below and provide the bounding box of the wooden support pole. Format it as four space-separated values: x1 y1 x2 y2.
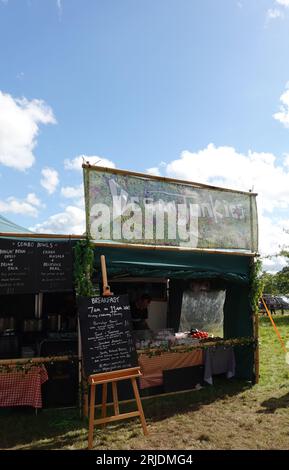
88 381 96 450
131 377 148 436
254 313 260 384
101 383 107 426
112 381 119 415
100 254 113 296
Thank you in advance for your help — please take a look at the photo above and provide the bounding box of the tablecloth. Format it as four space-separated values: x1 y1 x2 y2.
138 350 203 389
0 365 48 409
204 346 235 385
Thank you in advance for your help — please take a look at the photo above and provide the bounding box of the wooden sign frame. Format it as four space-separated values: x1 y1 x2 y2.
88 367 148 449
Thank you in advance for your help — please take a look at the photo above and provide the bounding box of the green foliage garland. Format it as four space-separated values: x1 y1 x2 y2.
73 238 96 297
249 258 264 314
138 337 256 358
0 356 79 374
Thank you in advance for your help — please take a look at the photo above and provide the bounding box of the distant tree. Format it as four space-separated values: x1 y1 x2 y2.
275 266 289 295
261 272 278 294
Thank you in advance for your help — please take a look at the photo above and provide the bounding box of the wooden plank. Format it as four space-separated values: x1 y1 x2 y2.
90 241 257 257
254 313 259 384
82 163 257 196
0 355 78 366
0 232 85 239
89 367 141 384
131 377 148 435
101 383 107 426
112 381 119 415
93 411 140 425
88 384 96 450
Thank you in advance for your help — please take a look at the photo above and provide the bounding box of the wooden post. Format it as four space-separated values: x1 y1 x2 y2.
100 255 113 296
112 381 119 415
254 312 259 384
88 379 96 450
101 383 107 426
131 377 148 435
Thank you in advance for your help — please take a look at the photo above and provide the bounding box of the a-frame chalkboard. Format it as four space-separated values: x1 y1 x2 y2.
77 294 138 377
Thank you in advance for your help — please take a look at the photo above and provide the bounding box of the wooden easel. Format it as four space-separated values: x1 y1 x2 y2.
86 254 148 449
100 254 113 296
88 367 148 449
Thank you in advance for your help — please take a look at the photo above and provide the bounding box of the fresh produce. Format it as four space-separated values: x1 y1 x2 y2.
190 329 209 339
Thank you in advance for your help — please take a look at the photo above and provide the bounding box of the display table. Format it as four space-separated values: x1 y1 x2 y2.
0 365 48 409
204 346 235 385
138 350 203 389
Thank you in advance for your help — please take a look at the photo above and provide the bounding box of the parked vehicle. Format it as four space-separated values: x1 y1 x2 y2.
259 294 289 314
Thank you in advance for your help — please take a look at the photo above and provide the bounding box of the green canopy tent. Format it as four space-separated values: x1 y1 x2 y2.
92 243 255 381
0 214 32 234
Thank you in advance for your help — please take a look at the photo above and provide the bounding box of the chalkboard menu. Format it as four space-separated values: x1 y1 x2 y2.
0 239 36 294
36 241 73 292
78 294 138 376
0 238 73 294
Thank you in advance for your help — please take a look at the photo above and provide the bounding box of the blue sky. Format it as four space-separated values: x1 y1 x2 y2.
1 0 289 271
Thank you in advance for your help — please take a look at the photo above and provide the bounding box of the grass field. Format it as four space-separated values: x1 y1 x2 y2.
1 314 289 450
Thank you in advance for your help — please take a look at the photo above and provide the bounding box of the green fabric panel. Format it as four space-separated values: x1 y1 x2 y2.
224 283 254 380
94 246 251 283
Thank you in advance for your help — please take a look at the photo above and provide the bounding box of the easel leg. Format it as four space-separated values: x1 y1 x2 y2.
88 384 96 450
112 381 119 415
101 382 107 426
131 378 148 435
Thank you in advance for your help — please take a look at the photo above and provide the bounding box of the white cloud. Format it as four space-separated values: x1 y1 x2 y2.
61 184 84 199
64 155 116 171
0 91 56 171
266 8 284 20
146 161 167 177
273 86 289 127
31 205 85 234
284 154 289 168
0 193 43 218
147 144 289 268
56 0 63 20
146 167 161 176
26 192 43 208
40 167 59 194
276 0 289 7
60 184 84 208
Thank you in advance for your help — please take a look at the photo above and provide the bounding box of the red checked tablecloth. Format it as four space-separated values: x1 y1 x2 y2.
0 366 48 409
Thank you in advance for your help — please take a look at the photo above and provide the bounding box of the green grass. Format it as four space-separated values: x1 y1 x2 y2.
1 315 289 450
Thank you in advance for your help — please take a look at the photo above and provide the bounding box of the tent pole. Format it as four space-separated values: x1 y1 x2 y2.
254 313 259 384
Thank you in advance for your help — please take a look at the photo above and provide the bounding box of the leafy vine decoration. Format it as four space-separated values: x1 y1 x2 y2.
249 258 264 314
73 238 96 297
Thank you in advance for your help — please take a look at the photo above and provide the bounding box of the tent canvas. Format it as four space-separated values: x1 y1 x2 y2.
0 214 32 234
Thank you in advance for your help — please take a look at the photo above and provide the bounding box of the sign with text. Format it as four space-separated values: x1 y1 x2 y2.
83 166 258 252
78 294 138 376
36 241 73 292
0 239 36 294
0 239 73 294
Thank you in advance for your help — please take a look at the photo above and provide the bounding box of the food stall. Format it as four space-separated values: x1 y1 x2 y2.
81 164 259 397
0 215 82 408
0 161 259 409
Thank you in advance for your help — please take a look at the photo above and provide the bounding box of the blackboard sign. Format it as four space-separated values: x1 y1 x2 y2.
78 294 138 376
36 241 73 292
0 239 36 294
0 239 74 294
